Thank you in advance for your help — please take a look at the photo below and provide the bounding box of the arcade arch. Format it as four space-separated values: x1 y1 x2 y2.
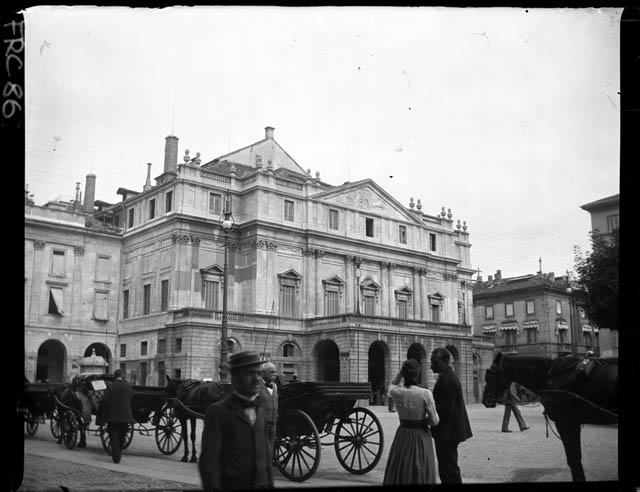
36 339 67 383
368 341 389 405
407 342 428 385
314 339 340 381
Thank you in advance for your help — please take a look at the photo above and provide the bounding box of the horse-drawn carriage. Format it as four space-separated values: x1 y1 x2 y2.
19 381 64 437
53 374 182 455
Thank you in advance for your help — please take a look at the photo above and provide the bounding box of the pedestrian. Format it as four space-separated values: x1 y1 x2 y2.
501 382 529 432
259 361 279 460
101 369 134 464
430 347 473 484
383 359 439 485
198 351 274 492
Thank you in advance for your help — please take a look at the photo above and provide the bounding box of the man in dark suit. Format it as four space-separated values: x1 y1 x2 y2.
258 362 279 460
430 348 473 484
501 382 529 432
102 369 134 463
199 351 274 491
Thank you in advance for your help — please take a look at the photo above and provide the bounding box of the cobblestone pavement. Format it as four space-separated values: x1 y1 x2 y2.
17 403 619 491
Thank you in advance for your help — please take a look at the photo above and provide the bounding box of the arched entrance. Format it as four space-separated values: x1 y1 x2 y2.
84 343 112 373
36 339 67 383
368 341 387 405
472 352 482 404
315 339 340 381
407 343 427 385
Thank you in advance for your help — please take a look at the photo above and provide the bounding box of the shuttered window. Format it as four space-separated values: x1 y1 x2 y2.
93 291 109 320
203 280 219 310
326 290 339 316
281 285 296 317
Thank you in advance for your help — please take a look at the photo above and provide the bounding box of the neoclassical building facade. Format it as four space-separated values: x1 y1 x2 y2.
25 126 477 400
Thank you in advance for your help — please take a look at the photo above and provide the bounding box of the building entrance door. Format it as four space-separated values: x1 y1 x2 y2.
368 341 386 405
316 340 340 381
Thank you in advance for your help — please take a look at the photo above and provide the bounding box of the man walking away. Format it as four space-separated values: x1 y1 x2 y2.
501 382 529 432
102 369 134 464
259 362 279 461
430 348 472 484
199 351 274 491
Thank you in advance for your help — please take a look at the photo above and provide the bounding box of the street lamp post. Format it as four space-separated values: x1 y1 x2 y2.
219 192 235 383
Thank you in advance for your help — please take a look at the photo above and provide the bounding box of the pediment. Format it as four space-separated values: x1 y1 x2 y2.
212 138 306 175
323 275 345 286
201 265 224 276
395 286 414 295
278 269 303 280
312 180 421 223
361 278 381 290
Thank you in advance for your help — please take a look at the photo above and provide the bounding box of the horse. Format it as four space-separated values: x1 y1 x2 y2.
165 376 232 462
56 377 93 448
482 352 618 482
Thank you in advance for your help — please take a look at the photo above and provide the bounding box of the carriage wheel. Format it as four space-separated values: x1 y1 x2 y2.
274 409 321 482
334 407 384 474
100 424 135 454
62 411 79 450
25 411 39 436
50 406 61 439
155 404 182 455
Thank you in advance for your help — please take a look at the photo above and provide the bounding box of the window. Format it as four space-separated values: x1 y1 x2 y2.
96 256 110 281
161 279 169 311
51 250 65 276
281 285 296 317
556 300 562 316
174 368 182 379
48 287 64 315
93 291 109 320
175 337 182 353
143 284 151 315
583 331 592 347
157 361 165 386
158 338 166 354
149 198 156 220
526 300 535 315
579 308 586 319
526 329 538 344
114 214 120 227
140 361 147 386
326 290 339 316
505 303 514 318
329 209 339 230
141 341 148 356
485 305 494 320
398 299 408 319
429 233 437 252
558 329 567 344
203 280 220 310
431 304 440 323
505 330 517 345
165 191 173 212
364 294 375 316
123 289 130 319
398 225 407 244
607 214 619 233
120 344 127 357
283 343 295 357
284 200 295 221
119 363 126 375
209 192 222 215
128 208 135 228
365 217 374 237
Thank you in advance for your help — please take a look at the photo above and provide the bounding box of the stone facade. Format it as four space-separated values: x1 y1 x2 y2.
25 127 476 401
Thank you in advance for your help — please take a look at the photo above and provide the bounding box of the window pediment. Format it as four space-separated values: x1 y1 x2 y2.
323 275 344 296
428 292 445 305
200 265 224 277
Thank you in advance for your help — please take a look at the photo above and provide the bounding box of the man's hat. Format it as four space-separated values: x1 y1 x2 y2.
228 351 265 370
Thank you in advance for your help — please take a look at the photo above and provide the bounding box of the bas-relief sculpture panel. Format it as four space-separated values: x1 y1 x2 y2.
329 188 407 221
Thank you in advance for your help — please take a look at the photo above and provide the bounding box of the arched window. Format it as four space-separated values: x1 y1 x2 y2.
283 343 296 357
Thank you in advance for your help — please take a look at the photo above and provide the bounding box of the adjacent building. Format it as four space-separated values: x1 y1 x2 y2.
25 126 477 400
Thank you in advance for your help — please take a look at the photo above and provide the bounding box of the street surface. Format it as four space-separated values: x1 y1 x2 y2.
18 403 618 491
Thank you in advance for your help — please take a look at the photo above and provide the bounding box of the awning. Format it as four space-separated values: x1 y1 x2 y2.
523 321 539 330
482 325 497 334
556 321 568 331
581 324 592 333
500 323 518 331
50 287 64 315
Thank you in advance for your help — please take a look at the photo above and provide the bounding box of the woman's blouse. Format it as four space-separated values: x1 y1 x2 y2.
388 384 439 427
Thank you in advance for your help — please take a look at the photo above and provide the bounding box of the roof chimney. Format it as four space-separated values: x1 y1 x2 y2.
83 174 96 212
265 126 275 140
164 135 179 174
143 163 152 191
495 270 501 280
477 275 483 282
488 275 493 282
548 272 555 281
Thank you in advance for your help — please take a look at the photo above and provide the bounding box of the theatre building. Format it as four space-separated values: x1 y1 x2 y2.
25 126 476 400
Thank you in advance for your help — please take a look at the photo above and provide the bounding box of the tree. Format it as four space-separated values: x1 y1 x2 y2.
573 229 619 331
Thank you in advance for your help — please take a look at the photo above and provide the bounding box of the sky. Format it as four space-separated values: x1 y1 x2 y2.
23 6 621 280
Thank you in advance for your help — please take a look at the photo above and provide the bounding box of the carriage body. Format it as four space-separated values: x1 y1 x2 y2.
274 381 384 482
20 382 62 436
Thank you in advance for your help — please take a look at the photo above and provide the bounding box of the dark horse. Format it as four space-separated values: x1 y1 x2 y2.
165 376 232 462
57 377 93 448
482 352 618 481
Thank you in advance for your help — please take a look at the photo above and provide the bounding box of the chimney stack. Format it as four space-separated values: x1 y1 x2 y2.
83 173 96 212
488 275 493 282
265 126 275 140
548 272 555 281
164 135 179 174
143 163 152 191
495 270 502 280
477 275 483 282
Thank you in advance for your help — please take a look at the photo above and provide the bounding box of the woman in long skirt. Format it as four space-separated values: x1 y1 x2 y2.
383 359 439 485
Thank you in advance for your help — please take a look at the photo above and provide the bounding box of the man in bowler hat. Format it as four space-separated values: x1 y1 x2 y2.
430 348 473 484
102 369 134 463
199 351 274 491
